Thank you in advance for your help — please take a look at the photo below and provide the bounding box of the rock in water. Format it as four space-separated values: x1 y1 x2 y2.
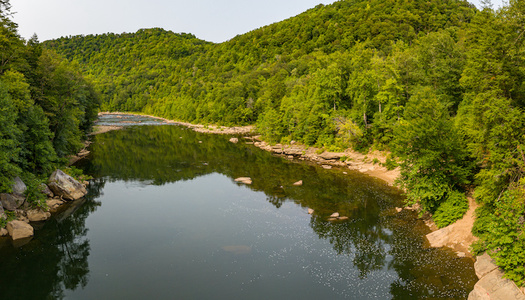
0 193 25 210
330 212 340 218
293 180 303 186
7 220 33 240
229 137 239 143
234 177 252 185
308 208 314 214
27 209 51 222
48 169 88 201
11 177 27 196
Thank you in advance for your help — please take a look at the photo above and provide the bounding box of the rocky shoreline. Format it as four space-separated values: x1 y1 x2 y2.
0 170 89 243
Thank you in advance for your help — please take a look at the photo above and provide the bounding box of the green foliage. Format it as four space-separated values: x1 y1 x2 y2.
393 88 472 213
21 172 47 209
64 166 92 182
383 154 398 171
481 187 525 286
0 2 99 192
433 190 469 228
0 81 21 192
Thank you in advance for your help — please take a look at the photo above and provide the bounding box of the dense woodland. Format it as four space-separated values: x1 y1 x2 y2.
0 2 100 207
1 0 524 287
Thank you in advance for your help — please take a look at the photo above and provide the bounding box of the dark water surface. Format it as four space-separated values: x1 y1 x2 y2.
0 116 477 299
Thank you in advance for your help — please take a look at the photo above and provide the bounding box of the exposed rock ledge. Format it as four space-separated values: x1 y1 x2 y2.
468 253 525 300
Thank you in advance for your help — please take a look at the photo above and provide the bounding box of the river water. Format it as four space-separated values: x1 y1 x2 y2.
0 115 477 299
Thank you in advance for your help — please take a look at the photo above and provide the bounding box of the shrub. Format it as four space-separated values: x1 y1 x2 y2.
22 173 48 209
432 190 469 228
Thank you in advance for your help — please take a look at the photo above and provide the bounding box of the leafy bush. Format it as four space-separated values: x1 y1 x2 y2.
432 190 469 228
481 187 525 286
64 166 93 182
383 154 398 170
21 173 48 209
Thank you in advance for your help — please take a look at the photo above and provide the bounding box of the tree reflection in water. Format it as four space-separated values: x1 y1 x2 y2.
0 124 477 299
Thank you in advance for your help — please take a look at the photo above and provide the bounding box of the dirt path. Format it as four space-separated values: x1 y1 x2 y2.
426 197 478 256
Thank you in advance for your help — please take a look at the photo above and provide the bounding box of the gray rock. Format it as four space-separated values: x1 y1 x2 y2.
48 170 87 201
0 205 5 220
38 183 54 197
11 177 26 196
6 220 33 240
0 193 25 210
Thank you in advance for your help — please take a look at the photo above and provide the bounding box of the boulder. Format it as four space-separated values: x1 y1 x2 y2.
48 169 87 201
11 177 27 196
0 193 25 210
293 180 303 186
229 137 239 143
474 253 499 279
0 205 5 220
6 220 33 240
27 209 51 222
468 268 525 300
46 199 64 210
38 183 54 197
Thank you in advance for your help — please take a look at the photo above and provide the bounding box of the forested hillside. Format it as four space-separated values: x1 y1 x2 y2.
45 0 525 286
0 2 100 204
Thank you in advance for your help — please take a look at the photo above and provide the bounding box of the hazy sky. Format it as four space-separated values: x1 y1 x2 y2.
9 0 505 43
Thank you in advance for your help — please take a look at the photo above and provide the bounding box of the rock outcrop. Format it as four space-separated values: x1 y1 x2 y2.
0 193 25 210
48 169 87 201
468 253 525 300
6 220 33 240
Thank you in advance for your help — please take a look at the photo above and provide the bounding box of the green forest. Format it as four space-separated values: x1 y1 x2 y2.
2 0 525 287
0 2 100 205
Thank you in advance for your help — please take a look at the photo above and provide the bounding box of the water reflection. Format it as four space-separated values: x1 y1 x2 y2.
0 182 102 299
0 124 477 299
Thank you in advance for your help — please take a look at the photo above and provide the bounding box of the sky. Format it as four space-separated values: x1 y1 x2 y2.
9 0 505 43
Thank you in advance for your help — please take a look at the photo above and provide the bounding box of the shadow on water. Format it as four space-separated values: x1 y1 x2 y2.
0 124 477 299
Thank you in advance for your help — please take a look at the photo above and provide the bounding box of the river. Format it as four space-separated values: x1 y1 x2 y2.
0 115 477 299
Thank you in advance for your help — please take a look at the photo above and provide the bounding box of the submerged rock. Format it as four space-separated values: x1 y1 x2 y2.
234 177 252 185
0 193 25 211
7 220 33 240
293 180 303 186
48 169 87 201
